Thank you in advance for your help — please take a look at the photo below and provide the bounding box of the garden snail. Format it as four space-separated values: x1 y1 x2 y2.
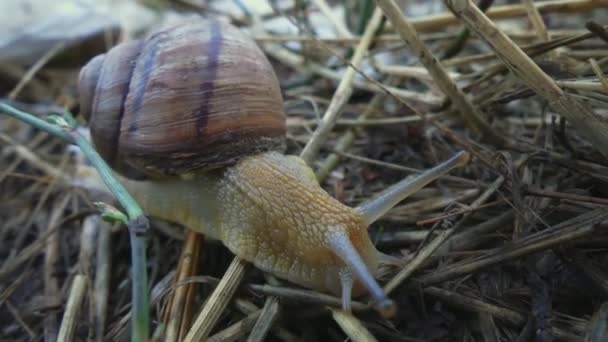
78 18 469 315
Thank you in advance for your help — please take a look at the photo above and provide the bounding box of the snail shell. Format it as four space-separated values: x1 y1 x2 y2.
79 19 286 178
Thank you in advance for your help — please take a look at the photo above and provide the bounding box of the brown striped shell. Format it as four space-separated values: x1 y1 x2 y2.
78 19 286 178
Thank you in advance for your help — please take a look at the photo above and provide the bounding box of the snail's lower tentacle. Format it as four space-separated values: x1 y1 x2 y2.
338 267 354 312
326 231 395 316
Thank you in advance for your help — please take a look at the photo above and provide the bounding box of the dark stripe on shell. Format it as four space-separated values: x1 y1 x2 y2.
111 60 138 167
196 18 222 136
128 35 161 133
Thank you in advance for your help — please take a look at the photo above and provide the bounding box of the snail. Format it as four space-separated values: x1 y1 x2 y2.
78 18 469 315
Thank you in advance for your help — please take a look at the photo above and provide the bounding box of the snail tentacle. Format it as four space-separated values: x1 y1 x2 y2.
356 151 470 225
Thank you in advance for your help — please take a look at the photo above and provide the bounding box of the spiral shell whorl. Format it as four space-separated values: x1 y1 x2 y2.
78 54 104 123
78 19 286 178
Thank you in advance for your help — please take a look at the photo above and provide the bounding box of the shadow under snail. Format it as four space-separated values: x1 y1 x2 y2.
77 18 469 315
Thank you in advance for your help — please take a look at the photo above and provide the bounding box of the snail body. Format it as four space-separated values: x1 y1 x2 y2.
119 151 380 296
79 18 469 313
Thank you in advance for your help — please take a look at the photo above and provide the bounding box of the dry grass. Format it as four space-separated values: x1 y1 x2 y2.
1 0 608 341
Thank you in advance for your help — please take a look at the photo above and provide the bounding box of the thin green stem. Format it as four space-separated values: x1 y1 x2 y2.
69 132 150 341
129 218 149 341
0 102 150 342
70 133 144 219
0 103 71 142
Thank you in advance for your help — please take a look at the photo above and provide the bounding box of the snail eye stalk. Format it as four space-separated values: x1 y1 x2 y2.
356 151 470 225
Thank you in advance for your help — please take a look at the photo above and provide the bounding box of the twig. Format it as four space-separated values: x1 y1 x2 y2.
586 302 608 341
207 310 262 342
423 286 524 325
247 296 280 342
165 231 202 342
589 58 608 93
44 194 71 341
264 44 441 105
5 301 36 339
521 0 550 43
419 208 608 285
299 7 384 164
331 310 378 342
311 0 353 38
94 220 112 342
525 188 608 206
248 284 368 311
444 0 608 159
8 42 66 100
375 0 496 138
58 275 88 342
410 0 606 33
415 199 506 226
184 257 248 341
422 286 582 340
433 210 515 256
384 169 506 294
315 90 387 182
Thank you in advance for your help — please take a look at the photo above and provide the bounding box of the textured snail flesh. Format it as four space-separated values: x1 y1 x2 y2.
119 152 384 297
78 18 397 313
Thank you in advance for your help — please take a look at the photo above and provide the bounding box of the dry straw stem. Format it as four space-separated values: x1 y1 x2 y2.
521 0 550 42
78 216 99 275
8 42 65 100
248 284 368 311
315 91 387 182
94 220 112 342
311 0 353 38
433 210 515 256
0 133 65 180
444 28 599 69
3 282 35 338
78 217 98 339
383 167 508 295
478 313 499 342
247 296 280 342
255 28 591 45
44 193 70 341
288 115 426 129
184 257 248 342
375 0 494 138
299 7 384 164
0 221 59 281
590 58 608 92
409 0 606 33
207 310 262 342
424 286 524 325
375 65 461 82
419 208 608 285
264 44 440 105
331 310 378 342
444 0 608 159
57 275 88 342
586 302 608 341
165 231 202 342
424 287 582 340
389 189 481 221
423 286 580 340
570 251 608 298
